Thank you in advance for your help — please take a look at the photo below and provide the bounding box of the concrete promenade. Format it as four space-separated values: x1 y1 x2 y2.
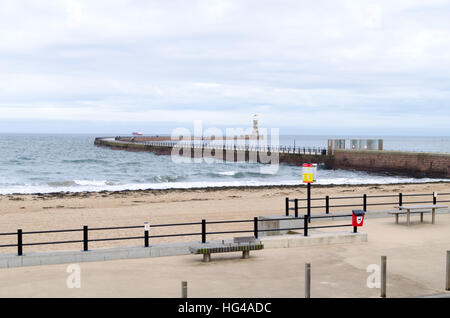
0 231 367 268
0 214 449 297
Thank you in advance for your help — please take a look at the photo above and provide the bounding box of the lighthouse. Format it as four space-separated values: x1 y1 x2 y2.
252 114 259 138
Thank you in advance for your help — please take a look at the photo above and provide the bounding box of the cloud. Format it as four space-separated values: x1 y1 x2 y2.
0 0 449 133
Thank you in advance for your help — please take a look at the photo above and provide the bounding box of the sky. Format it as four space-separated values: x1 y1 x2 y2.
0 0 449 135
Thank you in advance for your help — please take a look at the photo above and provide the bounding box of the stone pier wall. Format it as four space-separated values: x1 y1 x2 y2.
333 150 450 178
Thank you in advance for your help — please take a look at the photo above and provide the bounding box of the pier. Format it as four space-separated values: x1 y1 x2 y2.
94 137 450 179
94 136 333 167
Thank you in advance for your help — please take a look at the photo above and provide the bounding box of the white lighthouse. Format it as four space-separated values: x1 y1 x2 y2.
252 114 259 138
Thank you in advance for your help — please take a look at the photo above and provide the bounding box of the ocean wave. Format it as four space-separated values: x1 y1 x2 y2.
210 171 274 178
48 181 77 187
62 159 109 164
74 180 118 186
0 177 448 195
151 175 186 183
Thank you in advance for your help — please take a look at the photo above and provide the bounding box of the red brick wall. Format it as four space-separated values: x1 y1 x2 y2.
333 150 450 178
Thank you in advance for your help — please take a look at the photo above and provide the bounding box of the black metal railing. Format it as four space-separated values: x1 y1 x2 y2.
107 137 328 155
0 214 352 256
3 191 447 256
285 191 450 218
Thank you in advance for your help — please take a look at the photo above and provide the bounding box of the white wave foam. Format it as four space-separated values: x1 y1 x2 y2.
218 171 237 176
74 180 109 186
0 177 448 195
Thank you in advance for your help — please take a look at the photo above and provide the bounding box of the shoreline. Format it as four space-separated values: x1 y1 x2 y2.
1 180 449 199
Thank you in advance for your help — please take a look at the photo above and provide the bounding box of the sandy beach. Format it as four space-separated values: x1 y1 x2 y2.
0 182 448 253
1 213 450 298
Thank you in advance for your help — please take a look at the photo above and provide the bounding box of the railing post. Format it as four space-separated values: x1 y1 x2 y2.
304 215 308 237
363 194 367 212
144 230 149 247
83 225 88 251
254 217 258 239
295 199 299 218
325 196 329 214
433 192 437 205
202 219 206 243
144 222 149 247
305 263 311 298
399 193 403 206
381 256 387 298
285 197 289 216
17 229 23 256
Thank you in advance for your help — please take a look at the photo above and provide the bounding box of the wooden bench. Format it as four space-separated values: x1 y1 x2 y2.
189 237 264 262
389 209 431 224
393 204 448 226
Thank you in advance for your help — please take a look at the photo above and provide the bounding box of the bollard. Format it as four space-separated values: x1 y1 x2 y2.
181 281 188 298
446 251 450 291
305 263 311 298
381 256 387 298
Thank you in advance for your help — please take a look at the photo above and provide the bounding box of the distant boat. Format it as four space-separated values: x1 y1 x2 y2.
132 132 143 136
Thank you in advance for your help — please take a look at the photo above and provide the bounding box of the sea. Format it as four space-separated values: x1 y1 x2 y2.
0 134 449 195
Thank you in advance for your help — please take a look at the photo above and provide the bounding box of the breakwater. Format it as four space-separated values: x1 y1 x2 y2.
94 137 450 179
94 137 334 168
333 149 450 178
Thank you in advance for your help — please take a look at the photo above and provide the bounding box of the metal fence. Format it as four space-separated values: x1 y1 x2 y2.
285 191 450 218
2 191 448 256
0 215 351 256
116 138 328 155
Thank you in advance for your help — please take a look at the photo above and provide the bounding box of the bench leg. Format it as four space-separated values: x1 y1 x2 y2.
203 253 211 262
395 214 399 224
407 210 411 226
242 250 250 259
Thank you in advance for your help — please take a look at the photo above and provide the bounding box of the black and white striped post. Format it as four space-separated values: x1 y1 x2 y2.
144 222 150 247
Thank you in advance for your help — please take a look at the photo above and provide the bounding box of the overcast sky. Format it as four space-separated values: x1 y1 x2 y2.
0 0 449 135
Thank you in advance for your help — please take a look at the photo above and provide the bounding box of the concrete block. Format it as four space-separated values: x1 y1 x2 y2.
0 255 22 268
259 215 303 237
260 237 289 249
